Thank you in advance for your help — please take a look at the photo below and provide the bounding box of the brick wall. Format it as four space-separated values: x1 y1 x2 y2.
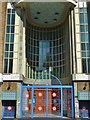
0 2 7 73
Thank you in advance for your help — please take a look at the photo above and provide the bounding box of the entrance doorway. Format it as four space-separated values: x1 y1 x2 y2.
79 100 90 118
20 85 74 118
2 100 16 118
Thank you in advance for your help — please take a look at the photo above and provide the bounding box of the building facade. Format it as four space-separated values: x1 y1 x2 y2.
0 0 90 119
73 1 90 118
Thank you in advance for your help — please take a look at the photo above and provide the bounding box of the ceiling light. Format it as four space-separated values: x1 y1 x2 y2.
37 12 40 14
53 19 57 21
44 21 48 24
55 12 59 15
34 17 38 19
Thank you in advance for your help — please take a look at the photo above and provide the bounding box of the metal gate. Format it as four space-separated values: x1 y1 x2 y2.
20 85 74 118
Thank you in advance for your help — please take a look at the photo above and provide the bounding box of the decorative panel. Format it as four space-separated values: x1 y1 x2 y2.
2 92 17 100
78 91 90 100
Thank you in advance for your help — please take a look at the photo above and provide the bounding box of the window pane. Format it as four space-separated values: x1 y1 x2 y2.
80 25 85 32
82 58 87 73
81 33 85 42
11 14 15 25
12 9 15 13
10 34 14 42
79 8 83 12
81 43 85 50
9 59 13 73
86 43 90 50
82 52 86 57
6 34 9 42
83 8 87 12
7 9 11 13
4 59 8 73
9 52 13 57
88 59 90 73
7 26 10 33
7 14 10 24
87 52 90 57
4 52 8 57
11 26 15 33
80 13 84 24
85 34 89 42
85 14 88 23
10 44 13 51
5 44 9 51
86 25 88 32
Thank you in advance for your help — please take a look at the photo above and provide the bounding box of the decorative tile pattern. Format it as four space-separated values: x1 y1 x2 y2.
78 91 90 100
2 92 17 100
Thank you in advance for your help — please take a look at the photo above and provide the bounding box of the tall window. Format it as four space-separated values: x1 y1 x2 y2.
79 7 90 73
4 9 15 73
26 25 66 80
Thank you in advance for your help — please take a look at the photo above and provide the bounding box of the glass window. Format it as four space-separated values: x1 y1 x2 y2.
4 52 8 57
9 59 13 73
80 25 85 32
81 43 85 50
84 14 88 23
83 8 87 13
11 26 14 33
4 59 8 73
88 59 90 73
10 34 14 42
9 52 13 57
7 14 10 24
11 14 15 25
86 25 88 32
7 9 11 13
7 26 10 33
80 13 84 24
82 58 87 73
10 44 13 51
81 33 85 42
6 34 9 42
82 52 86 57
85 34 89 42
79 8 83 12
5 44 9 51
12 9 15 13
86 43 90 50
87 52 90 57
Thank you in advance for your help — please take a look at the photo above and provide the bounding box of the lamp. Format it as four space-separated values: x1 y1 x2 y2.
7 82 11 90
83 82 87 90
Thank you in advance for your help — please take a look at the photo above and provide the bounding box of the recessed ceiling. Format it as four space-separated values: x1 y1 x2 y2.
25 2 74 27
13 1 76 27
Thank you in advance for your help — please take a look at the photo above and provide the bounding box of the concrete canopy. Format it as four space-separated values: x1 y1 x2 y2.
12 0 77 27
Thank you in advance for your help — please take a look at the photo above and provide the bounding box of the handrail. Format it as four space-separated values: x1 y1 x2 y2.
33 73 62 85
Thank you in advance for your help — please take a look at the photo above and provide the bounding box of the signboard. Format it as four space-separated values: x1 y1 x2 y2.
3 74 23 81
72 74 89 81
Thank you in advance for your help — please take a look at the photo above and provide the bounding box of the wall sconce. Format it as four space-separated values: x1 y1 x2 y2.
7 82 11 90
83 82 87 90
